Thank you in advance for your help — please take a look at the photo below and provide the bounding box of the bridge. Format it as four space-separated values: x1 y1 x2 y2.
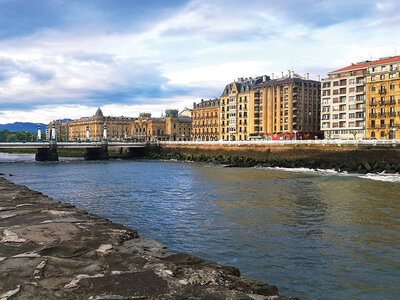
0 124 150 161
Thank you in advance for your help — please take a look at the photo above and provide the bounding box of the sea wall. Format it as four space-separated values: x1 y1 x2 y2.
0 176 293 300
153 143 400 173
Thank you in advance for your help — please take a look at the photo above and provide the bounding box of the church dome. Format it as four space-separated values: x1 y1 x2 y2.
95 108 104 117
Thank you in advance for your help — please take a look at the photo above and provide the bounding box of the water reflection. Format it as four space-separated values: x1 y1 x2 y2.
0 156 399 300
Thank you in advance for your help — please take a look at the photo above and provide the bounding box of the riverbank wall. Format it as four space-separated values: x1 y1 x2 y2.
152 143 400 173
0 176 293 300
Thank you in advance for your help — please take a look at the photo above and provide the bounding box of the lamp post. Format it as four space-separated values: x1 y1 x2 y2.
37 124 42 142
390 127 397 140
293 130 298 141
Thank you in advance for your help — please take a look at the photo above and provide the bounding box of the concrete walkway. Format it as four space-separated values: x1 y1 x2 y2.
0 176 294 299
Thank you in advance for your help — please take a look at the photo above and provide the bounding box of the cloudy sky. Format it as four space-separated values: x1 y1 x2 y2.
0 0 399 123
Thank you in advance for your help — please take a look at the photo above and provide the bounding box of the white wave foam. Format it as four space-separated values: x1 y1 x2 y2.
358 172 400 183
256 166 345 176
257 166 400 183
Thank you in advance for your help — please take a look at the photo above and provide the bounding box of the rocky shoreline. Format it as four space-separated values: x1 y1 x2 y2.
0 176 294 299
146 150 400 174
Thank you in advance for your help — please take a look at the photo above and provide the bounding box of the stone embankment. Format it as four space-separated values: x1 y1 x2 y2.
152 143 400 173
0 176 294 300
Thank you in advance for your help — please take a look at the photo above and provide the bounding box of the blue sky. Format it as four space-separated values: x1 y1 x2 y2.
0 0 399 123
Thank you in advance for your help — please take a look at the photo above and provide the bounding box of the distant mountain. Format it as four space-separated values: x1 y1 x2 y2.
55 119 73 123
0 122 48 133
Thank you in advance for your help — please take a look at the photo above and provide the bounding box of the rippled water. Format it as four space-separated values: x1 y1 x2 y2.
1 153 399 300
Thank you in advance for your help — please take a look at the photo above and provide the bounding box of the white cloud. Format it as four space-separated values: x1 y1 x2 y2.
1 0 400 124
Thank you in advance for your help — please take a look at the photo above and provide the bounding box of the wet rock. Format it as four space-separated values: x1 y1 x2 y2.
0 177 294 300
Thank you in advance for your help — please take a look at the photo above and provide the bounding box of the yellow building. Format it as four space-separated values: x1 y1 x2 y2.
366 56 400 139
131 110 192 141
68 108 135 141
192 98 220 141
251 72 321 139
220 76 268 141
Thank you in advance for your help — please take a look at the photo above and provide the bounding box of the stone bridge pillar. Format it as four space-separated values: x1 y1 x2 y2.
35 128 58 162
83 124 109 160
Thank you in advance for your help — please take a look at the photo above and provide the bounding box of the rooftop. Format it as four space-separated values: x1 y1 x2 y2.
330 56 400 74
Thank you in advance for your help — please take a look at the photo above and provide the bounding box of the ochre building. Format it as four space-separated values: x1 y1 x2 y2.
366 56 400 139
67 108 191 142
131 110 192 142
68 108 135 141
251 72 321 140
220 76 267 141
192 99 220 141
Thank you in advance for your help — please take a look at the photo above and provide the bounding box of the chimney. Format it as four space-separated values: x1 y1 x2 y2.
288 70 291 77
305 73 309 80
290 70 294 78
271 73 274 79
317 75 321 81
263 75 267 82
281 71 284 78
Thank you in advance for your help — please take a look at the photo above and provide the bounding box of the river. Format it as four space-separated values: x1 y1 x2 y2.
1 153 399 299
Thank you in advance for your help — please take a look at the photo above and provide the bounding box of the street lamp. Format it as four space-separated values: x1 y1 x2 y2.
293 130 298 141
390 128 397 140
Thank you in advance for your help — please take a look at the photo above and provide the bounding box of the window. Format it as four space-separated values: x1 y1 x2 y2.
390 83 395 91
380 75 385 80
380 131 385 138
371 85 376 92
371 131 375 138
389 73 396 79
371 76 376 81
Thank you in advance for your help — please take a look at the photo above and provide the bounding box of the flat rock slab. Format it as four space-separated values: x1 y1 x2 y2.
0 177 296 300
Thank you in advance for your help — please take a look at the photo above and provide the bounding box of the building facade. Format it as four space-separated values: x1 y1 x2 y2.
320 63 368 139
45 120 69 141
366 56 400 139
131 110 192 142
68 108 135 141
220 76 268 141
252 72 321 140
192 99 220 141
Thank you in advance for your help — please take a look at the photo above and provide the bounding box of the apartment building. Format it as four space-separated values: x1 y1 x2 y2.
366 56 400 139
252 72 321 140
321 63 368 139
192 98 220 141
220 76 268 141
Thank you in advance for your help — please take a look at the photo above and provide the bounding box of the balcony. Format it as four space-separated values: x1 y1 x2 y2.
379 101 386 106
379 89 387 95
390 101 396 105
389 112 396 117
369 113 377 118
369 102 377 106
378 113 386 117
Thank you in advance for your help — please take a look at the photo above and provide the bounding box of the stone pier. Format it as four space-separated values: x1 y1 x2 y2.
83 142 109 161
0 176 294 299
35 142 58 162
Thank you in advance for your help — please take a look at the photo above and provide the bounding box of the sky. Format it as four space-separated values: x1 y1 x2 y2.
0 0 399 123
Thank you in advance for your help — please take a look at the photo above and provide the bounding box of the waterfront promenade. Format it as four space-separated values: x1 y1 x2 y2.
0 176 292 299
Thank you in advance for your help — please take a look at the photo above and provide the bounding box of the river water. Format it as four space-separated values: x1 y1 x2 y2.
1 153 399 299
